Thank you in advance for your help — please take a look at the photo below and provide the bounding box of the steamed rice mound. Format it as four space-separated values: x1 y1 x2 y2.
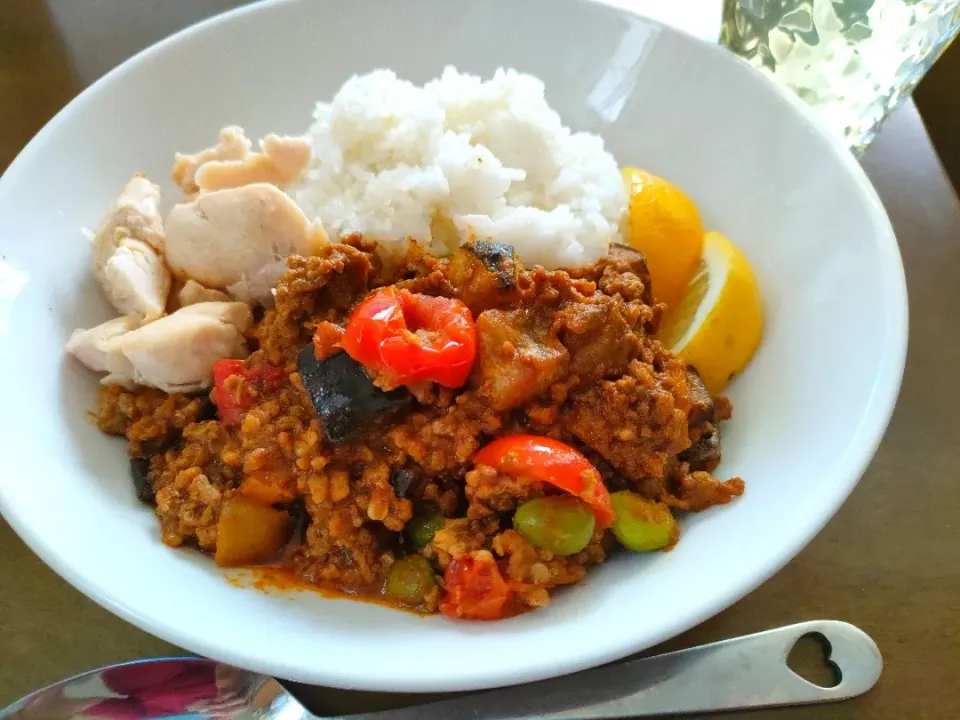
290 67 626 268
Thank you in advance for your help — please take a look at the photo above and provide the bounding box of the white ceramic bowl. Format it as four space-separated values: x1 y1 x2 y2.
0 0 906 693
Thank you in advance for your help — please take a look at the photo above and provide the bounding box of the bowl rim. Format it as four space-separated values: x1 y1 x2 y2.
0 0 908 692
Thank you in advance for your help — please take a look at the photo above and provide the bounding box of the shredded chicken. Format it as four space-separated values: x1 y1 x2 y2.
90 175 170 320
164 183 328 305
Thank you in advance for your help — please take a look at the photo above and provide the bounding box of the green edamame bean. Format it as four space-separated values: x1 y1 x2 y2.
405 512 445 549
610 491 677 551
513 496 595 556
385 555 436 605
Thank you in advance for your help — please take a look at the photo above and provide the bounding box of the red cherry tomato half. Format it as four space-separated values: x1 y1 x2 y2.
341 286 477 389
440 551 511 621
473 435 615 528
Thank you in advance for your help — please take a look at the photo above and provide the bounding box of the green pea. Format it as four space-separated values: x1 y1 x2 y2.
385 555 437 605
513 497 595 556
405 512 445 549
610 491 677 552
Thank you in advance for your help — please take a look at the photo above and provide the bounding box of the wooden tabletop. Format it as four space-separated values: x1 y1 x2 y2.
2 2 960 718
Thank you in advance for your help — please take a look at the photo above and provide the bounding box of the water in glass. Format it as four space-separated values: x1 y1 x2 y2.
722 0 960 153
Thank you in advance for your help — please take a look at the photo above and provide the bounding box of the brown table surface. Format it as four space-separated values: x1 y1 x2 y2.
3 3 960 718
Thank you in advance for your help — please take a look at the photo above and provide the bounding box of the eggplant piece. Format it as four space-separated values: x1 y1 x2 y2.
297 345 412 444
465 242 517 285
678 368 720 472
474 307 569 411
367 519 409 556
136 434 177 457
389 466 420 498
680 426 722 473
279 499 309 561
448 242 520 314
558 297 636 378
130 457 155 505
685 367 715 429
196 395 219 422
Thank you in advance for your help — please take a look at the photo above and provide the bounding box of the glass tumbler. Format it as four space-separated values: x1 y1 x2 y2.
721 0 960 153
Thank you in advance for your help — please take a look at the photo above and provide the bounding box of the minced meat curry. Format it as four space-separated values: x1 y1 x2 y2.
95 238 744 620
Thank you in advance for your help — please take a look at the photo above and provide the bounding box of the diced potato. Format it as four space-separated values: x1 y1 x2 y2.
214 496 290 567
239 469 296 506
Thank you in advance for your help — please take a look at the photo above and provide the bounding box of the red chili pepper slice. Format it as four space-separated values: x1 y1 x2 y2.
212 359 286 426
473 435 615 528
439 551 512 621
341 286 477 389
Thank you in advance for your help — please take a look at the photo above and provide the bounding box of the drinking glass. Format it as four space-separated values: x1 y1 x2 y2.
721 0 960 153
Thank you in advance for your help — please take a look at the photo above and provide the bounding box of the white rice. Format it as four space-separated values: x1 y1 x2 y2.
289 67 626 269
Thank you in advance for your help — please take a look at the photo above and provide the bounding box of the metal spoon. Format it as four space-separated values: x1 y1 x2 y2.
0 620 881 719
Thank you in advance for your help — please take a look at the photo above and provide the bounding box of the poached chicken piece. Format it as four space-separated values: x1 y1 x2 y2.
194 134 311 192
89 175 170 320
172 125 251 195
64 315 141 381
173 126 311 195
67 302 252 393
177 279 231 307
69 126 324 394
164 183 328 305
72 162 325 391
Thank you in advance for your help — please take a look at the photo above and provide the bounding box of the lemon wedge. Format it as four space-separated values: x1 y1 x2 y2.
621 167 704 311
658 231 763 394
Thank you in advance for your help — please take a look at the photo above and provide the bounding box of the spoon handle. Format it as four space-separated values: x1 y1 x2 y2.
346 620 881 720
